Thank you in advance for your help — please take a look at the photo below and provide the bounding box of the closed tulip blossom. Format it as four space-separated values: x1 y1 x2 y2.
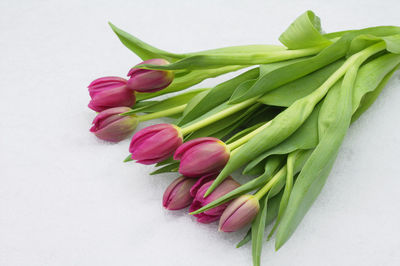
163 176 197 210
189 176 240 224
126 59 174 93
88 76 136 112
90 107 138 142
129 124 183 164
218 195 260 232
174 137 230 178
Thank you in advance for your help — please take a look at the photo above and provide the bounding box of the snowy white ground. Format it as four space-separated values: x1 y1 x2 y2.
1 1 400 265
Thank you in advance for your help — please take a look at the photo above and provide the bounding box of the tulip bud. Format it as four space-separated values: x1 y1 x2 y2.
174 137 230 178
126 59 174 93
218 195 260 232
90 107 138 142
129 124 183 164
189 176 240 224
163 176 197 210
88 76 136 112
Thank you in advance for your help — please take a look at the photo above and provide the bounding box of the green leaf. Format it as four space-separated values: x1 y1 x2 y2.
243 103 321 174
133 45 324 71
226 122 264 144
128 100 159 112
136 65 245 101
177 68 259 126
123 88 207 116
207 42 385 195
230 26 400 104
229 35 351 103
323 26 400 40
246 53 400 175
123 154 132 162
267 151 299 239
275 61 358 250
251 193 270 266
279 10 332 49
155 157 176 167
352 53 400 116
150 162 180 175
108 22 183 62
258 60 344 107
352 63 400 122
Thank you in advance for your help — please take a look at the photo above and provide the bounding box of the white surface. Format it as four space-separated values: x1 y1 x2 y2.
1 1 400 265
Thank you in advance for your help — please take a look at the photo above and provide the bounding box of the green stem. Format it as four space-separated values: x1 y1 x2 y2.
137 104 187 122
180 97 258 135
227 121 272 151
254 166 287 201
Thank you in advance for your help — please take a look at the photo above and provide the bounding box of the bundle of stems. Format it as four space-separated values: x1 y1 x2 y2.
88 10 400 266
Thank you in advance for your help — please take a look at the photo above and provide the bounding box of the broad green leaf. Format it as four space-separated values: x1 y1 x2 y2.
123 88 207 116
237 106 283 129
348 34 400 56
258 60 343 107
135 46 323 71
228 35 352 103
226 123 264 144
128 100 159 112
323 26 400 40
279 10 331 49
245 53 400 174
229 27 400 104
275 61 358 250
352 64 400 122
352 53 400 114
206 42 385 196
243 103 321 174
136 65 245 101
187 44 285 56
109 22 183 62
177 68 259 126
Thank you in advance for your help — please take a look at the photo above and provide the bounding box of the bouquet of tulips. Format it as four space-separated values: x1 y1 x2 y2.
87 10 400 266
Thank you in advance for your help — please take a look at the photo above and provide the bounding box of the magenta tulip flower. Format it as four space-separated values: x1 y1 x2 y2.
129 124 183 164
163 176 197 210
88 76 136 112
218 195 260 232
126 59 174 93
90 107 138 142
189 176 240 224
174 137 230 178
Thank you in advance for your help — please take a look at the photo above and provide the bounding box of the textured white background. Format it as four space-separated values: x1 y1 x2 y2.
1 0 400 265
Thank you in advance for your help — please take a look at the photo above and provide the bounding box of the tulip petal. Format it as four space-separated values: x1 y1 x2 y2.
174 137 217 160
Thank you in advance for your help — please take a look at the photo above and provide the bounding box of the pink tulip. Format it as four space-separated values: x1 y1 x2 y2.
127 59 174 93
163 176 197 210
174 137 230 178
90 107 138 142
218 195 260 232
129 124 183 165
189 176 240 224
88 76 136 112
